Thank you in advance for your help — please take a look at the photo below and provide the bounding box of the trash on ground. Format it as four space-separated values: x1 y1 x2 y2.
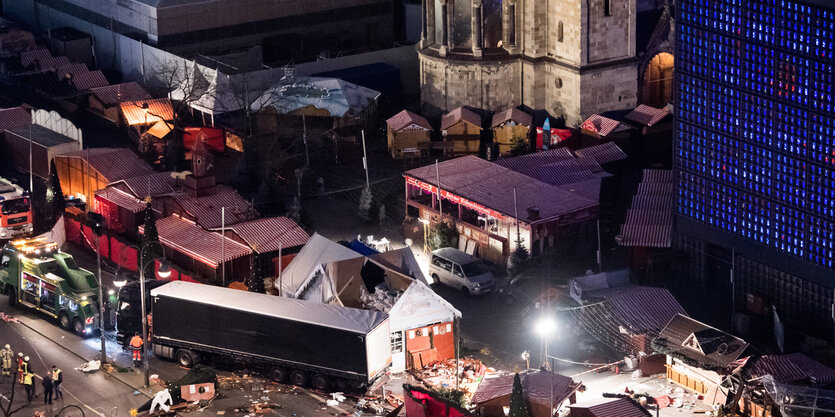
76 360 101 373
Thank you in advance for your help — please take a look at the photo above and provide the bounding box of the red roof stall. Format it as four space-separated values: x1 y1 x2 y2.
139 215 252 285
88 82 152 122
471 371 579 417
567 397 652 417
221 216 309 277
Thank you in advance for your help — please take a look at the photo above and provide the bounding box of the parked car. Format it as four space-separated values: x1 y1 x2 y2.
428 248 495 294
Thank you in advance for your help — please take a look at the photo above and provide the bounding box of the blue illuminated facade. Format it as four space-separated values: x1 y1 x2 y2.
675 0 835 337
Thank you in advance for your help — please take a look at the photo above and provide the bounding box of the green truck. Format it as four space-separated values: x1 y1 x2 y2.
0 238 99 336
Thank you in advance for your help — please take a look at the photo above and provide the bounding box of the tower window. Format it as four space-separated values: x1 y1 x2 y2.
558 21 564 42
605 0 613 16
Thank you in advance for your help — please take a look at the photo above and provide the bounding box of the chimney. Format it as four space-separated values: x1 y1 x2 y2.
527 206 540 220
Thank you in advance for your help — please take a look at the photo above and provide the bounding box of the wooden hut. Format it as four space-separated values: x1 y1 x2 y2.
441 107 482 156
491 108 532 155
386 110 433 159
88 82 151 123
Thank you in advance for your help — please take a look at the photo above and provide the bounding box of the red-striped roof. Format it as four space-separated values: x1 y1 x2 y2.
58 148 155 182
95 187 145 214
568 397 652 417
20 48 52 68
69 69 108 91
574 141 629 165
172 185 257 230
140 216 251 268
222 216 309 253
616 169 673 248
120 98 174 125
0 107 31 131
110 171 176 198
581 114 630 136
89 82 151 106
607 287 687 334
54 63 89 80
625 104 670 127
472 370 577 406
441 106 481 131
491 108 532 128
386 109 432 131
749 353 835 385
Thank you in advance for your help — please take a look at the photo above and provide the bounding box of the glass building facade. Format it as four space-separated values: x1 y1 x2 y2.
676 0 835 338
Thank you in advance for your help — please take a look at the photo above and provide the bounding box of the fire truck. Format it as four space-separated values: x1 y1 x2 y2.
0 238 99 336
0 177 33 240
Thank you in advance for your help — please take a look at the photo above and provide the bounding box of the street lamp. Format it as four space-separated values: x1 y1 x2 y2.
118 241 171 387
534 317 557 417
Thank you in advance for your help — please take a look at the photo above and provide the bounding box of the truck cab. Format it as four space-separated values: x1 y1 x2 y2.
0 178 33 239
0 238 99 336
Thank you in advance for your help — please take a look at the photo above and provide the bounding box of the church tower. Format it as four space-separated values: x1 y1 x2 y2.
417 0 641 127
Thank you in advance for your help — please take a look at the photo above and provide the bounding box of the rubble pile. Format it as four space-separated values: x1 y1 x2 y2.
360 284 400 312
412 358 488 400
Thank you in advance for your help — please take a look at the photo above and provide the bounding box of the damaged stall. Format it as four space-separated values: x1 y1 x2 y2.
279 234 460 373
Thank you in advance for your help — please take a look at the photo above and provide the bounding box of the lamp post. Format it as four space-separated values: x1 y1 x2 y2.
535 317 557 417
117 241 171 387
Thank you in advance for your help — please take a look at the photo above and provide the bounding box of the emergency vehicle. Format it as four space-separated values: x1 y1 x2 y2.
0 177 33 239
0 238 99 336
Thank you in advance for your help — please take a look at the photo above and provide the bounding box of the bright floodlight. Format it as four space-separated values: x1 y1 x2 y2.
157 261 172 278
535 316 556 337
113 270 128 288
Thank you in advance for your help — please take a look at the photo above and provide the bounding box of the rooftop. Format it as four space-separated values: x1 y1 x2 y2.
0 107 31 132
120 98 174 125
5 124 78 147
491 108 532 128
140 215 251 268
387 109 432 131
657 314 748 369
221 216 309 253
58 148 154 181
406 155 597 223
171 185 257 230
441 106 482 131
89 82 152 106
567 397 652 417
472 370 578 406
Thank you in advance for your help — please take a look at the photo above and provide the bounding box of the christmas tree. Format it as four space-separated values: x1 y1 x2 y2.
508 373 529 417
140 200 162 278
45 160 66 225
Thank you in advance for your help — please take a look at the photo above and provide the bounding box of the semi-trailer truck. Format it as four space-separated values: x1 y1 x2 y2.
148 281 391 392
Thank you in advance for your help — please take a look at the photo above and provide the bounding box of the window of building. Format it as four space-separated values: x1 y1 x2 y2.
557 21 564 42
483 0 502 48
604 0 612 16
391 331 403 353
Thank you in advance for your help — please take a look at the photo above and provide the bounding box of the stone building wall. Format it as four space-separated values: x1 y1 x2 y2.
420 53 521 116
579 63 638 121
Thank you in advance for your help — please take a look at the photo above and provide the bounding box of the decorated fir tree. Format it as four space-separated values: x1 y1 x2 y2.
508 373 529 417
140 200 162 278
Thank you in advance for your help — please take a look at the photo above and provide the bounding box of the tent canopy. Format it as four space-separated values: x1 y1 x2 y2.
387 281 461 332
277 233 363 296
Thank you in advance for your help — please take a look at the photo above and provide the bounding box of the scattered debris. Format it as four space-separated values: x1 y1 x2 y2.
76 360 101 373
331 392 347 403
412 358 487 400
0 312 18 323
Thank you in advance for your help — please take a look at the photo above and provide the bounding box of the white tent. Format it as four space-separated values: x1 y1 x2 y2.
276 233 362 296
387 281 461 333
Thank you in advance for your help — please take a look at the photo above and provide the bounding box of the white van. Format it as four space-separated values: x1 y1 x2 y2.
428 248 495 295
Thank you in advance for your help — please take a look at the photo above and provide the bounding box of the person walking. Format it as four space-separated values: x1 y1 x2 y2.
22 371 34 401
50 365 63 400
0 344 12 376
41 372 53 404
129 333 143 367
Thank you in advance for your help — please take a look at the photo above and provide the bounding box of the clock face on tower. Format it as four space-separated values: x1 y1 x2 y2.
191 137 212 177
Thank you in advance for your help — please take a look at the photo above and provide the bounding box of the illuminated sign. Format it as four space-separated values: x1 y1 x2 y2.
405 176 506 220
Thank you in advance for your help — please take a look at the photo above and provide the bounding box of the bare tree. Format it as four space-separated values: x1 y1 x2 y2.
0 374 24 417
146 57 213 170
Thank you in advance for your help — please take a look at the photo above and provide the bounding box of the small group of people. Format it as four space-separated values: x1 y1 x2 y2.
1 344 63 404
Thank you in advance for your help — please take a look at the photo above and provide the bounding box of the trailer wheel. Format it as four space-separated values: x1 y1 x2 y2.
311 374 330 391
290 370 309 387
58 313 70 330
176 349 200 368
332 378 349 392
430 274 440 285
72 318 85 336
268 366 289 383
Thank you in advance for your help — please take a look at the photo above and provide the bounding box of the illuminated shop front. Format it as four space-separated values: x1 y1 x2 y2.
404 156 598 266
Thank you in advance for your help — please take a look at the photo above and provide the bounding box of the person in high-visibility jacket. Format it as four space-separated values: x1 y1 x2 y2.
22 371 34 401
0 344 13 376
16 352 23 382
18 355 30 384
130 333 144 366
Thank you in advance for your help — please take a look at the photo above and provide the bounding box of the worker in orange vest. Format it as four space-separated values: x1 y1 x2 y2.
130 332 144 367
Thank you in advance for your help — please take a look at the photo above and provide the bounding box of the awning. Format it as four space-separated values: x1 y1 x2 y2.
95 187 145 213
145 120 172 139
616 169 673 248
